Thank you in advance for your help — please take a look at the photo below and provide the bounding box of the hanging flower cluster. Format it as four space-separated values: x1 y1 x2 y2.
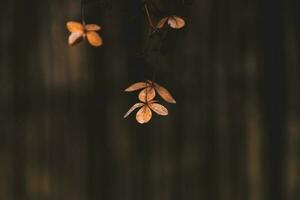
67 21 103 47
143 1 186 33
156 16 185 29
66 0 187 124
124 81 176 124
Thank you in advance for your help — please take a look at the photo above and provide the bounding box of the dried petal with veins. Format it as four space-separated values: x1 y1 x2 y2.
124 82 147 92
87 31 103 47
85 24 101 31
153 83 176 104
156 17 169 29
67 21 84 33
124 103 144 118
69 32 84 46
138 87 156 102
168 16 185 29
136 105 152 124
148 103 168 115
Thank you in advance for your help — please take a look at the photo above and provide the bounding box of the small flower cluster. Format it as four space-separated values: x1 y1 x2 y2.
156 15 185 30
65 1 186 124
124 80 176 124
66 21 103 47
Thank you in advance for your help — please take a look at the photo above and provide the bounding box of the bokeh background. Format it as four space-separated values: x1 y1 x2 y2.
0 0 299 200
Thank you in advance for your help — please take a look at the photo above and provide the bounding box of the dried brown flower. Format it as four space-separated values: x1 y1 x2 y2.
156 16 185 29
124 80 175 124
124 100 168 124
124 80 176 104
67 21 103 47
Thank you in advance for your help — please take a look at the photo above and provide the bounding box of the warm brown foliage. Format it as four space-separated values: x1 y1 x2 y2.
124 80 175 124
67 21 103 47
156 16 185 29
124 100 168 124
65 3 183 124
125 80 176 104
139 87 156 102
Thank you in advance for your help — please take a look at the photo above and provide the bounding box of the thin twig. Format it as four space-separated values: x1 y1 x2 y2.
81 0 86 25
144 1 155 29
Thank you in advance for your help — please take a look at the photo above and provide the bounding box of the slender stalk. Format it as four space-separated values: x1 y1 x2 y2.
144 0 155 29
81 0 86 25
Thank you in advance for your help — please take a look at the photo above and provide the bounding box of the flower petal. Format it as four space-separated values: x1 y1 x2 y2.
68 32 83 46
136 106 152 124
156 17 168 29
149 103 168 116
138 87 155 102
124 82 147 92
168 16 185 29
86 31 103 47
85 24 101 31
123 103 145 118
67 21 84 33
154 83 176 104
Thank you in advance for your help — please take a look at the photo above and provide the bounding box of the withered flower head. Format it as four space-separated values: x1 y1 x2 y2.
124 80 176 104
67 21 103 47
124 100 168 124
156 16 185 29
124 80 175 124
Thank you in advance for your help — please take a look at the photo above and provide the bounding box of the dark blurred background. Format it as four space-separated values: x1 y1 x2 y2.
0 0 299 200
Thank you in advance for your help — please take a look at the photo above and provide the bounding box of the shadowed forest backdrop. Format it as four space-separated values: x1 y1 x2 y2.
0 0 299 200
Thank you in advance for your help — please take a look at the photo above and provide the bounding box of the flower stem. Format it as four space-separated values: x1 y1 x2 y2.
81 0 86 25
144 1 155 30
